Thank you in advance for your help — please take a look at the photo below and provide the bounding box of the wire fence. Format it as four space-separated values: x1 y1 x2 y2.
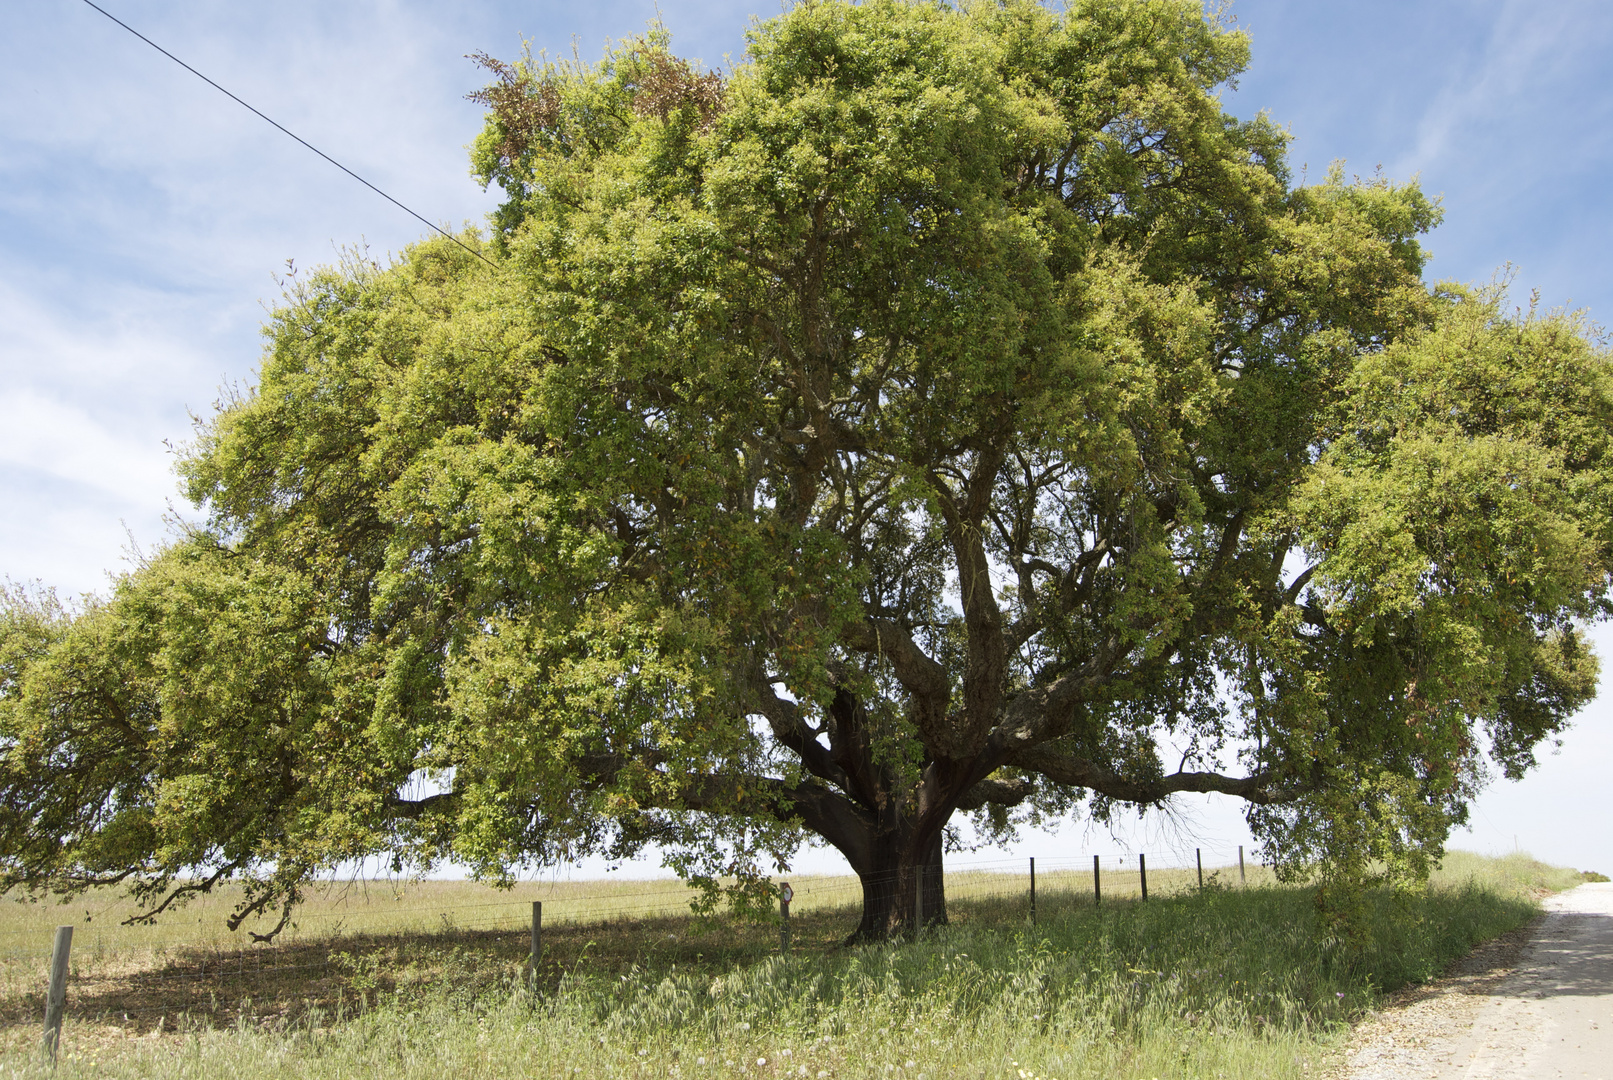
6 845 1266 1037
0 845 1262 951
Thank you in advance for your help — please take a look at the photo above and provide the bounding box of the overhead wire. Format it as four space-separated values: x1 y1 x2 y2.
76 0 497 270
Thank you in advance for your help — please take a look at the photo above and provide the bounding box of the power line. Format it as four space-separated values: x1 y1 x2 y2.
78 0 496 270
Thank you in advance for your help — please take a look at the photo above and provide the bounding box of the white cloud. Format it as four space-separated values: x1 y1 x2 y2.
0 390 173 506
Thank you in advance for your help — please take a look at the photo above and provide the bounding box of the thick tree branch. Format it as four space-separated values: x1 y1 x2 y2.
984 630 1134 756
931 442 1010 754
383 792 458 818
665 770 881 874
746 671 857 798
954 775 1035 811
382 747 650 821
839 618 949 702
1007 744 1303 805
1284 564 1319 607
824 685 889 814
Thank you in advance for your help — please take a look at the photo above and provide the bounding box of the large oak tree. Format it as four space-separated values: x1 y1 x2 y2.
4 0 1611 941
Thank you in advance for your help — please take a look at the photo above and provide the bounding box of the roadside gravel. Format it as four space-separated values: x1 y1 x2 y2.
1339 882 1613 1080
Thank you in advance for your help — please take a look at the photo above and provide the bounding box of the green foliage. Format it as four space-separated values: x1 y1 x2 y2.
1 0 1609 934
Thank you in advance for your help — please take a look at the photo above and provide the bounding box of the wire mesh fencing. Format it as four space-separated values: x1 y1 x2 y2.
1 845 1267 1038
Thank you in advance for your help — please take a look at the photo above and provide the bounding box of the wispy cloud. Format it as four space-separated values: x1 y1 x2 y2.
0 390 173 505
1391 0 1611 182
0 0 760 594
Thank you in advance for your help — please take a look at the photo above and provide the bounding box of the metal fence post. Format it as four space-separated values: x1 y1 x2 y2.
42 925 72 1065
1139 853 1148 901
1197 848 1203 888
1093 854 1101 907
1239 845 1246 885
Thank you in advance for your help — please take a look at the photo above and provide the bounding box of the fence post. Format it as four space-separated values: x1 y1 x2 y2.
1029 858 1036 925
1093 854 1101 907
1196 848 1203 888
527 901 542 982
42 925 72 1065
1139 853 1148 901
1239 845 1246 885
780 882 794 953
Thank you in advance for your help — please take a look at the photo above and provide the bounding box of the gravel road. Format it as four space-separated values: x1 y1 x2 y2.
1343 882 1613 1080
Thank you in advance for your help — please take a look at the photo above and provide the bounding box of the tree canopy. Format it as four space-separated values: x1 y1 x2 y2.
3 0 1610 940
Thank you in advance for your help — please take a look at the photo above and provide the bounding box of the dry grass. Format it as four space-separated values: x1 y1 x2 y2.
0 857 1268 952
0 852 1568 1078
0 858 1264 1045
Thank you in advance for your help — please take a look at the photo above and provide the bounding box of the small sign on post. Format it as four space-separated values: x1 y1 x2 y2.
779 882 793 955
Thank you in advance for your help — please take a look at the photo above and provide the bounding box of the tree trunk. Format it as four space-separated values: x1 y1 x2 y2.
800 687 971 944
845 824 947 943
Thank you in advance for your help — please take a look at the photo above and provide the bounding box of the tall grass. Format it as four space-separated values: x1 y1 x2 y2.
0 852 1584 1079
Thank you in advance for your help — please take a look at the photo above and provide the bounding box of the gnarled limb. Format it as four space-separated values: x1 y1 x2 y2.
1006 744 1304 806
955 774 1035 811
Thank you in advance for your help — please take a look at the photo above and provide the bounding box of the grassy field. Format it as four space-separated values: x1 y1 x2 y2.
0 851 1586 1079
0 857 1245 952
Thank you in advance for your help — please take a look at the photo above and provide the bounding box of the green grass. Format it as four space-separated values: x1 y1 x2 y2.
0 852 1584 1079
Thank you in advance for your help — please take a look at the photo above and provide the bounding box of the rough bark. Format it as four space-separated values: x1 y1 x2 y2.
843 816 947 942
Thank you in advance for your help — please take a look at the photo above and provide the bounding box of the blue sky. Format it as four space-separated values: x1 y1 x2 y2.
2 0 1611 881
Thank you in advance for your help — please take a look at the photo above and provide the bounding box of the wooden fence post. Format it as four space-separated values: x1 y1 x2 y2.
1139 853 1148 901
526 901 542 984
1093 855 1101 907
42 925 72 1065
1029 858 1036 924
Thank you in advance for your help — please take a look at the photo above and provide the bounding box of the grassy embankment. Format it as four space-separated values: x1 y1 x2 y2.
0 851 1587 1079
